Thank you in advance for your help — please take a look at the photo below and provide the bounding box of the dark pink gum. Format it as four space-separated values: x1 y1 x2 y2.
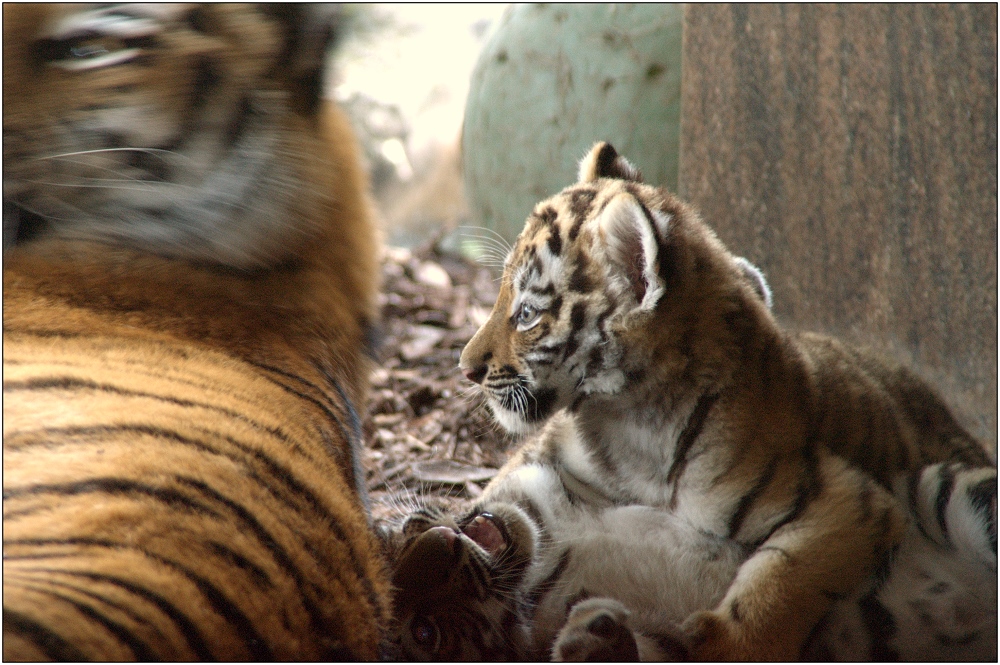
462 514 506 555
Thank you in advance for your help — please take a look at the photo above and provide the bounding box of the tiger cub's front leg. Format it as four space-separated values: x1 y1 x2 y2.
681 454 905 661
554 598 689 662
553 598 640 662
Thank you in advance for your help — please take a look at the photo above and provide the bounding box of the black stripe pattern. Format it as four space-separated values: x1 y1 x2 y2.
5 344 384 660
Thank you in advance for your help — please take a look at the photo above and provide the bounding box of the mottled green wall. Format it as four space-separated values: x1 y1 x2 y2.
679 4 997 448
463 4 682 244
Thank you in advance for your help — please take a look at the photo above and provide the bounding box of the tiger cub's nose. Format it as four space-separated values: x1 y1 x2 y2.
463 364 487 384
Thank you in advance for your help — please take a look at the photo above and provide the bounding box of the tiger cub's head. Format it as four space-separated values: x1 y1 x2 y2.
382 503 537 661
460 142 774 435
3 3 343 268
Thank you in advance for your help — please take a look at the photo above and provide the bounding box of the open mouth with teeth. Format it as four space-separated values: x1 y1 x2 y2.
3 201 49 249
462 512 508 556
415 512 509 559
393 511 512 592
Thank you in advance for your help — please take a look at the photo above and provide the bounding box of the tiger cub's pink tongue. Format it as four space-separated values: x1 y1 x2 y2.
463 514 505 555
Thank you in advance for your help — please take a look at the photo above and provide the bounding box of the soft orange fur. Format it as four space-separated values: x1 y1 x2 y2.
4 4 387 660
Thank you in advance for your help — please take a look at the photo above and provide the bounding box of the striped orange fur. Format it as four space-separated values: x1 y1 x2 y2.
3 4 389 660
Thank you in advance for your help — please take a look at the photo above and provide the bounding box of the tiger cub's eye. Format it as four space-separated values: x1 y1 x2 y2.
410 616 439 649
516 302 542 329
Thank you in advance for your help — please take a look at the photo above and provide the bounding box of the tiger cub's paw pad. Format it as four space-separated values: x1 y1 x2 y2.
553 597 639 661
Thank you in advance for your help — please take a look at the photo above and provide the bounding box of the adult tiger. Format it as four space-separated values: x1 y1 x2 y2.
3 4 389 660
382 142 995 660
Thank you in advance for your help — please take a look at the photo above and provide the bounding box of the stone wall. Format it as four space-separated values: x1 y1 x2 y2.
679 4 997 449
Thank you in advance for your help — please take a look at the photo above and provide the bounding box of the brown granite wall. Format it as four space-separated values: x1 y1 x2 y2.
679 4 997 449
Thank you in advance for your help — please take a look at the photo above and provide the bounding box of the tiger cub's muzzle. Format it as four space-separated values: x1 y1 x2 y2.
393 513 510 594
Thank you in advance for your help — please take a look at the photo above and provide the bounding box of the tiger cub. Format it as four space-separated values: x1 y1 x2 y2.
383 142 994 660
4 4 389 660
385 461 996 661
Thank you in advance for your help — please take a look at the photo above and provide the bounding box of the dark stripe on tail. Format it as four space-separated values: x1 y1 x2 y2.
906 470 934 542
967 476 997 519
967 474 997 555
934 464 957 540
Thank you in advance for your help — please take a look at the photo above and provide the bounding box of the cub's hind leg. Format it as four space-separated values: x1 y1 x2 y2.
681 453 905 660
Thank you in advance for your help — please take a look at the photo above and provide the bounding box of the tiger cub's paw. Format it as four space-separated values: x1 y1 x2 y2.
553 597 640 661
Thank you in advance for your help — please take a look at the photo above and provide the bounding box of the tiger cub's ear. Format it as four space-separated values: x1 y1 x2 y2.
578 142 643 183
596 194 669 313
734 256 773 309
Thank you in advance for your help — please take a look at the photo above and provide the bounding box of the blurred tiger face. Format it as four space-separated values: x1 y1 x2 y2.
2 3 334 267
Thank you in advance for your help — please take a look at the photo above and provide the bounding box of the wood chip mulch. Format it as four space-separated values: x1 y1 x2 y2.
363 243 516 521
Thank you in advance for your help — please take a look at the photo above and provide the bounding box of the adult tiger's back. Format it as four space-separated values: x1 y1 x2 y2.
3 4 389 660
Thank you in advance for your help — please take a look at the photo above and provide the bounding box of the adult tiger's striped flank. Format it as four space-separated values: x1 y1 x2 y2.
4 4 389 660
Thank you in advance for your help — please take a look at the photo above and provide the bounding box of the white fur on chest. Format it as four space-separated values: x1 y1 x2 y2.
532 505 742 653
493 419 745 655
578 400 733 523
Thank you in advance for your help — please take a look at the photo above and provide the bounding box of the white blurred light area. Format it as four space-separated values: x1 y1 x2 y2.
333 4 509 172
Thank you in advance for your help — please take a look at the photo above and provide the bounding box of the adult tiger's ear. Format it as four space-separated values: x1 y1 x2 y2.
578 142 643 183
596 194 669 313
264 3 344 116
